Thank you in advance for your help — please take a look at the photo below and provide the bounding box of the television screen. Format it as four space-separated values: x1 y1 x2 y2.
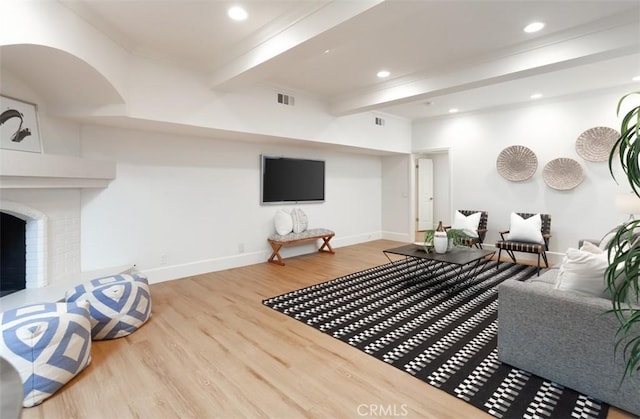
261 155 325 204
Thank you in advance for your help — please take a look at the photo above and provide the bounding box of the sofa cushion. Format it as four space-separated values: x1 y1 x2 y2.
0 301 92 407
65 273 152 340
555 242 608 298
508 212 544 243
452 210 480 238
526 267 559 287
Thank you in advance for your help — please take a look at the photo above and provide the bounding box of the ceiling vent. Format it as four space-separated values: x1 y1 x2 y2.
277 93 295 106
375 117 385 126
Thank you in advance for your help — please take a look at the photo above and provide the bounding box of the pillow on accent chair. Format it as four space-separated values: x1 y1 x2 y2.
452 211 481 238
555 241 609 298
0 301 92 407
66 273 152 340
291 208 309 233
508 212 544 243
274 209 293 235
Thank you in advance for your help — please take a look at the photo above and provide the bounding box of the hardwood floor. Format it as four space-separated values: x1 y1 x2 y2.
21 240 631 418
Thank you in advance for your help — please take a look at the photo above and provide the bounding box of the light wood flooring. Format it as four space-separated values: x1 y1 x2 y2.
21 240 630 418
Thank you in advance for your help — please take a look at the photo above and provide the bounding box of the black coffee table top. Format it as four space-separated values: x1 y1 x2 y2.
384 244 495 266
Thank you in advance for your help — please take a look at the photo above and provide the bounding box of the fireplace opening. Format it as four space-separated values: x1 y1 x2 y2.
1 212 26 297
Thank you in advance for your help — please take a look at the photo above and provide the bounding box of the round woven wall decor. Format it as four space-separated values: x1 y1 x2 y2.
496 145 537 181
543 158 584 190
575 126 620 162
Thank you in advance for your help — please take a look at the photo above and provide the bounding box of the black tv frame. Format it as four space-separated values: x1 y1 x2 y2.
260 155 325 205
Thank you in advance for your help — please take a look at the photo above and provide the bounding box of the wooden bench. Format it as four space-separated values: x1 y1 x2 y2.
267 228 335 266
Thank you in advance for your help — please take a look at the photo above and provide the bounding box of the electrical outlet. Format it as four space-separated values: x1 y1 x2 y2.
238 243 245 253
160 254 168 265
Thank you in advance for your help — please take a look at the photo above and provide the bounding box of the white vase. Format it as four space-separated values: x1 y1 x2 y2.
434 231 448 254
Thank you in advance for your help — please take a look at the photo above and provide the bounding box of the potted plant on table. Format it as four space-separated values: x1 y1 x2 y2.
606 91 640 379
422 221 469 253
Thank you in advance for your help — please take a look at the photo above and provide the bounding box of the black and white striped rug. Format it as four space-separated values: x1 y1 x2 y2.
263 259 608 419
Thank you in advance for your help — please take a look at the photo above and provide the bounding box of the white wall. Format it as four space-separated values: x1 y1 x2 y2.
412 88 630 256
80 125 383 282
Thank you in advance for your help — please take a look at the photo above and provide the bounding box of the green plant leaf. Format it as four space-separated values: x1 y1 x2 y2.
607 91 640 380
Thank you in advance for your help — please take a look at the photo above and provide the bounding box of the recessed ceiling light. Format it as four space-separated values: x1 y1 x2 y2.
524 22 545 33
633 75 640 82
377 70 390 78
530 93 543 99
324 49 331 54
228 6 248 21
448 108 459 113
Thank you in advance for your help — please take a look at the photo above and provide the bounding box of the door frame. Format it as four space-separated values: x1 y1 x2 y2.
410 147 452 242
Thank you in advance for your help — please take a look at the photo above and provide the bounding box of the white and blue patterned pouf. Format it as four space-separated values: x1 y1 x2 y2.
65 273 152 340
0 301 92 407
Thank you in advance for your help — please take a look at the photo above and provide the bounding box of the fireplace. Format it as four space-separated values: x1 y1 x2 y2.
0 150 116 301
0 212 26 296
0 200 48 294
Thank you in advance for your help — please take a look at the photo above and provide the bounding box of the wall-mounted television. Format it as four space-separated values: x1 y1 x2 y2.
261 155 325 205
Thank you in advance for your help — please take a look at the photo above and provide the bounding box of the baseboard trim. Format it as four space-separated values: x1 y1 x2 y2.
144 231 384 284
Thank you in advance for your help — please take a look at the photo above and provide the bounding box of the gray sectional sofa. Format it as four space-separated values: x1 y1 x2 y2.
497 268 640 417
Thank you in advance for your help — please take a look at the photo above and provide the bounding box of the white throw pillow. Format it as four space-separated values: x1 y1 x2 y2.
451 211 481 238
291 208 309 233
555 241 609 298
274 209 293 235
508 213 544 244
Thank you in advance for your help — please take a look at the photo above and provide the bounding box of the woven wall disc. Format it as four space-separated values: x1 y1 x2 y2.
496 145 537 181
543 158 584 190
575 126 619 162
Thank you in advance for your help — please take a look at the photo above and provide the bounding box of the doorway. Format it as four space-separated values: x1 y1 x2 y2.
417 158 433 231
414 151 451 241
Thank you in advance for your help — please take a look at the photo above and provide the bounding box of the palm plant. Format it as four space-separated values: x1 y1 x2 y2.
606 91 640 379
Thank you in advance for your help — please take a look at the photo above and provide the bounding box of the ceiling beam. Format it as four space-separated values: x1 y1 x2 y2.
329 22 640 116
208 0 383 91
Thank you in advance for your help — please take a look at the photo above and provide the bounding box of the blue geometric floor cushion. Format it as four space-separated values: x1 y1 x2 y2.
65 273 152 340
0 301 92 407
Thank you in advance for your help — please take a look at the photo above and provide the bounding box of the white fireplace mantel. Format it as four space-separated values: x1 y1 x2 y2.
0 150 116 189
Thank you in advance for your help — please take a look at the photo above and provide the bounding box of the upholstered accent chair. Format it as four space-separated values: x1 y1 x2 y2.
453 210 489 249
495 213 551 274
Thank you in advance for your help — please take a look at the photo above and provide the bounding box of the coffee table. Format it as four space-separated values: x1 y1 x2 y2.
383 244 495 287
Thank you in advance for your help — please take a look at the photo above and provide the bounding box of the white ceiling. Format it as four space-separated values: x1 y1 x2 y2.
18 1 640 121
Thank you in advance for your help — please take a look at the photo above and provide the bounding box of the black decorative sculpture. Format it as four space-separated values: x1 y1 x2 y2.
0 108 31 142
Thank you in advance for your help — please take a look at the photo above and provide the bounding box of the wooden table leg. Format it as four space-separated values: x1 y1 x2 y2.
319 236 335 254
268 241 285 265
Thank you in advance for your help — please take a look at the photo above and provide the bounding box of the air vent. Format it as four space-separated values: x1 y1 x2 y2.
277 93 295 106
375 117 385 126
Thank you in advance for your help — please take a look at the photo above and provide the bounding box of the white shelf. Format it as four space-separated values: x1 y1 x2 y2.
0 150 116 189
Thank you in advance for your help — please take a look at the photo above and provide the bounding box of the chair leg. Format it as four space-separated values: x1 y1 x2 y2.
505 249 517 263
541 251 549 268
496 248 502 269
537 253 541 276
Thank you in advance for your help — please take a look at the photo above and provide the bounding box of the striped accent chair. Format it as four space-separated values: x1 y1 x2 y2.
455 210 489 249
495 213 551 274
